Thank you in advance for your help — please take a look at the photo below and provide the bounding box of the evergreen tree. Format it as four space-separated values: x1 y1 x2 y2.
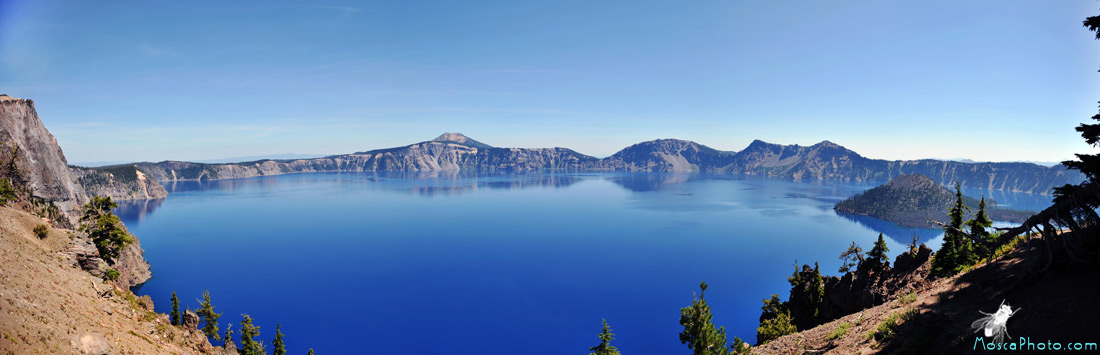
755 311 796 345
679 282 730 355
967 196 994 257
866 233 890 267
758 294 784 322
932 182 971 276
170 291 180 326
810 262 824 317
837 241 863 273
224 323 234 350
588 319 621 355
79 196 133 264
730 337 751 354
787 262 824 319
908 233 919 255
239 314 264 355
273 323 287 355
308 349 314 355
196 290 222 341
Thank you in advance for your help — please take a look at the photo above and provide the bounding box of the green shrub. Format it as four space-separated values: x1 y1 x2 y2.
756 311 797 345
826 322 851 340
896 291 917 305
33 224 48 239
105 268 120 281
867 308 917 341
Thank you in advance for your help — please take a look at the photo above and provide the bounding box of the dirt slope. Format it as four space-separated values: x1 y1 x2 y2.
0 206 220 354
754 234 1099 354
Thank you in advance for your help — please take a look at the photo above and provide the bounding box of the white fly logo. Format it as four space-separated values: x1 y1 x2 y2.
971 299 1019 343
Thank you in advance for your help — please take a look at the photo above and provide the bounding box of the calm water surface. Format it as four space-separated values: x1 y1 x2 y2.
117 173 1049 354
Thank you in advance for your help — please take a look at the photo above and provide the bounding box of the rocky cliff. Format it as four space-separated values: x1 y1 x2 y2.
71 165 168 200
0 95 151 288
0 96 87 218
725 140 1080 194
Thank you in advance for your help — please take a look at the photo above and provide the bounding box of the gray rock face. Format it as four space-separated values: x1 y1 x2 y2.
68 237 107 277
71 332 109 355
0 97 152 287
0 97 87 219
182 310 200 330
114 230 152 289
70 165 168 200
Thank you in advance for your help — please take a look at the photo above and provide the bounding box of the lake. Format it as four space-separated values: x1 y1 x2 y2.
116 173 1050 354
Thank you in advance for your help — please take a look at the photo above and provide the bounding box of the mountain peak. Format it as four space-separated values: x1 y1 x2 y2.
430 133 492 149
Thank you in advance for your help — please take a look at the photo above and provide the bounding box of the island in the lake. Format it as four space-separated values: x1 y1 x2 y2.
833 174 1036 228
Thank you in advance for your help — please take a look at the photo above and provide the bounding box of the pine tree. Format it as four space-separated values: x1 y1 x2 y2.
308 349 314 355
809 262 824 317
932 182 970 276
224 323 234 350
196 290 222 341
273 323 287 355
730 336 751 354
239 314 264 355
837 241 863 273
588 319 621 355
755 310 796 345
866 233 890 267
908 233 919 255
967 196 994 257
679 282 730 355
759 294 784 322
170 291 180 326
79 196 133 264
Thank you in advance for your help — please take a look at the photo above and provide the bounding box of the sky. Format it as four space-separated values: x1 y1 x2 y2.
2 1 1099 164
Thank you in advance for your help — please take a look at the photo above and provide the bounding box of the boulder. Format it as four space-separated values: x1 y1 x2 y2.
182 310 200 329
70 332 109 355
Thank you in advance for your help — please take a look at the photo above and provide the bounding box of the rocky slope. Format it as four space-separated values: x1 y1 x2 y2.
0 95 151 289
0 205 222 354
834 174 1034 228
755 232 1098 354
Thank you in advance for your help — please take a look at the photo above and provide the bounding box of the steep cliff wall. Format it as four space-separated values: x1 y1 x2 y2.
0 95 151 288
0 96 87 217
71 165 168 200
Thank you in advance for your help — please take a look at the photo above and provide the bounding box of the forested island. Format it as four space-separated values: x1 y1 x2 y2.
833 174 1035 228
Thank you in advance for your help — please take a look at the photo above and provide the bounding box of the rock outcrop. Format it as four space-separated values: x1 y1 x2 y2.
779 244 935 332
71 165 168 200
0 96 87 218
0 95 151 288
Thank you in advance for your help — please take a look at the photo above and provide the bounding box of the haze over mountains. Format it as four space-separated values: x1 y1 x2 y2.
75 132 1084 199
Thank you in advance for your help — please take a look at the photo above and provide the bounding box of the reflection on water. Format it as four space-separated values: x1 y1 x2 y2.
607 173 693 192
114 198 165 225
125 172 1051 241
836 213 943 245
960 187 1053 212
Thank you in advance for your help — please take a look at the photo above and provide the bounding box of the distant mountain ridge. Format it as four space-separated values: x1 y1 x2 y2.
80 133 1083 199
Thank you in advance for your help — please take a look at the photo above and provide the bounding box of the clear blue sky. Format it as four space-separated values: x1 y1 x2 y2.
2 0 1099 164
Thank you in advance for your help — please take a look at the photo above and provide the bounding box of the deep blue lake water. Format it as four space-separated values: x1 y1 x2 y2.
116 173 1050 354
